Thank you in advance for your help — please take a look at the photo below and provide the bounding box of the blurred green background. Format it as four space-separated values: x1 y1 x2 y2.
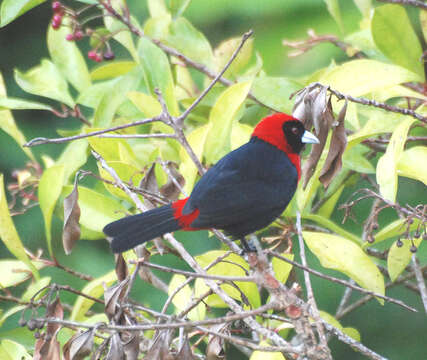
0 0 426 359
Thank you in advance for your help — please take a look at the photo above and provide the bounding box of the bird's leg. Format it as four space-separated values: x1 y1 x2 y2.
240 237 257 253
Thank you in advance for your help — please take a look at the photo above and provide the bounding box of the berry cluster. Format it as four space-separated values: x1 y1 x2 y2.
51 1 64 29
50 1 116 63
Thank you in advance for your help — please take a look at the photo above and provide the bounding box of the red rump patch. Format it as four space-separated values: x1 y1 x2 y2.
252 113 302 180
172 198 200 230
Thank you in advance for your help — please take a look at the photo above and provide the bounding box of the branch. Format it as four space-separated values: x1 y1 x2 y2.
411 255 427 314
376 0 427 10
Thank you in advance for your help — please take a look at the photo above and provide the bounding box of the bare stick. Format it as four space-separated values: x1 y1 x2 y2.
377 0 427 10
176 30 253 126
411 255 427 314
296 212 331 357
98 133 176 139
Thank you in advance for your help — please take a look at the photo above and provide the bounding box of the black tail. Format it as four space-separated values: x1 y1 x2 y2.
103 205 180 253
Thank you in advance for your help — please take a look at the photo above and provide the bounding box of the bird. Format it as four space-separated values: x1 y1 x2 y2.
103 113 319 253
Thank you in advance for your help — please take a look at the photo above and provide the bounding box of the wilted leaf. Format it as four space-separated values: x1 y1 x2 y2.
35 337 61 360
115 253 128 282
160 161 185 201
105 333 125 360
372 4 424 78
319 100 347 188
39 165 65 257
63 177 81 255
303 231 385 303
175 335 196 360
14 60 74 107
63 329 94 360
145 331 174 360
123 331 140 360
206 323 229 360
104 278 129 320
387 237 422 282
45 297 64 337
376 118 416 202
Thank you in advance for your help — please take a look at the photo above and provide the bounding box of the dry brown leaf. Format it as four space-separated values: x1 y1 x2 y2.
105 333 124 360
160 161 185 201
62 178 81 255
63 329 94 360
45 297 63 336
206 324 229 360
122 331 140 360
319 100 348 188
175 336 196 360
115 253 128 282
145 331 174 360
104 278 129 320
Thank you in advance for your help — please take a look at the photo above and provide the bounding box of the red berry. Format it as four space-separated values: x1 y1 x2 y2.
66 34 74 41
103 50 115 61
74 30 84 40
88 50 97 60
94 54 103 63
52 20 61 30
52 1 62 12
53 14 62 24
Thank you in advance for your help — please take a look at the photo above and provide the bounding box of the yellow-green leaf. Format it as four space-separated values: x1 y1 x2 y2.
250 341 286 360
71 270 117 321
195 250 260 308
372 218 420 245
324 0 344 32
47 19 92 92
21 276 51 302
303 231 384 303
38 165 65 257
319 59 421 96
168 274 206 321
231 122 252 150
91 61 136 81
376 118 416 202
397 146 427 185
372 4 424 78
272 253 293 284
0 339 31 360
204 81 252 164
127 91 162 117
0 175 39 279
317 184 344 219
0 0 45 27
14 59 74 107
0 259 43 288
56 139 88 182
387 237 422 282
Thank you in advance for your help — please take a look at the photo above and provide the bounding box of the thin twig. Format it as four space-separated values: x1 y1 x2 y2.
411 255 427 314
98 133 176 139
376 0 427 10
296 212 331 358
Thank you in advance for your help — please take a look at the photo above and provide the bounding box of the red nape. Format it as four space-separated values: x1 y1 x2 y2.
252 113 302 179
172 198 201 230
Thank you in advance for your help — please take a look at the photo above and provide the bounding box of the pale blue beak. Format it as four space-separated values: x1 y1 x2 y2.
301 130 319 144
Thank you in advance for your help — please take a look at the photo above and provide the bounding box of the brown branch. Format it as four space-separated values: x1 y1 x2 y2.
411 255 427 314
376 0 427 10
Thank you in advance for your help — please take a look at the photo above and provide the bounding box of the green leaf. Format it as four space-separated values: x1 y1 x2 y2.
88 133 138 165
56 139 88 182
319 59 421 96
21 276 51 302
397 146 427 185
324 0 344 32
0 259 43 288
376 118 416 202
71 270 117 321
0 0 45 27
252 77 302 114
97 161 144 201
91 61 137 81
0 73 35 160
148 0 169 17
231 122 252 150
214 37 254 78
47 20 91 92
0 97 53 111
127 91 162 117
0 175 40 279
319 311 360 341
104 0 138 61
353 0 371 18
167 17 213 67
138 37 179 116
372 218 420 245
420 10 427 43
272 253 293 283
62 185 127 234
0 339 31 360
195 250 260 308
204 81 252 164
77 79 116 109
168 0 191 18
388 238 422 282
317 184 344 219
169 274 206 321
38 165 65 257
0 305 25 327
303 231 384 303
342 144 375 174
14 60 74 107
372 4 424 78
179 124 209 194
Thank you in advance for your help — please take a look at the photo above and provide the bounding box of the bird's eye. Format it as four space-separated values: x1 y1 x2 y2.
291 127 299 135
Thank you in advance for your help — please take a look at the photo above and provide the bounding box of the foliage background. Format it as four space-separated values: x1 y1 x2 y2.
0 0 426 359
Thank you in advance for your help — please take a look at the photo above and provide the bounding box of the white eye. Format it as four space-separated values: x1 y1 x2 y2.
291 127 299 135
